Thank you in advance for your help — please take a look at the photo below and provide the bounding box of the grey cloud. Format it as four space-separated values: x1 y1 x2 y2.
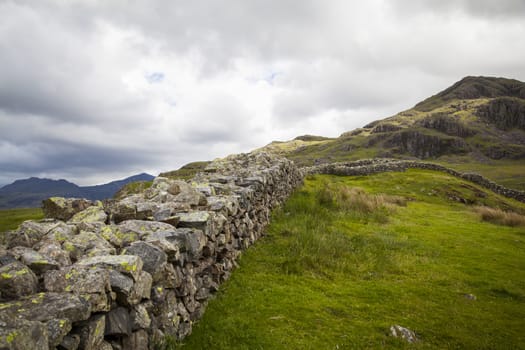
1 0 525 186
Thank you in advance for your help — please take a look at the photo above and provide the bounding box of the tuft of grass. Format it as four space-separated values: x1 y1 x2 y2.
316 181 406 223
474 206 525 227
114 180 153 199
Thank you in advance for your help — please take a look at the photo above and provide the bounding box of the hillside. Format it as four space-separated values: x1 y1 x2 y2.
256 76 525 190
0 173 154 209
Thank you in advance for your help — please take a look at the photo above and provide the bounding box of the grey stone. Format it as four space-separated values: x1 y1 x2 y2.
0 316 48 350
118 219 174 239
131 303 151 330
99 341 114 350
144 231 181 261
6 219 61 248
69 204 108 224
166 228 207 260
46 318 72 348
123 241 167 280
18 247 60 275
76 255 143 281
0 292 91 323
109 270 152 306
63 231 116 261
76 314 106 350
44 266 111 312
38 242 71 267
390 325 418 343
108 199 137 223
58 334 81 350
0 261 38 300
122 330 149 350
105 307 131 336
177 211 212 232
42 197 94 221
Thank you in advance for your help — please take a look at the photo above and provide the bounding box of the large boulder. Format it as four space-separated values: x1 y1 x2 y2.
42 197 94 221
0 261 38 300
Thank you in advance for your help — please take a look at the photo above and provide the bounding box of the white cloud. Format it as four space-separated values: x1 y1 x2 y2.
0 0 524 186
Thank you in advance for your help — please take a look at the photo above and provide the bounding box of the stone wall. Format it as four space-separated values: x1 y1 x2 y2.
2 153 523 349
0 152 303 349
305 158 525 203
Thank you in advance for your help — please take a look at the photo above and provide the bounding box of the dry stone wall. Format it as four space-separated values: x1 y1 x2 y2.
0 152 303 350
305 158 525 203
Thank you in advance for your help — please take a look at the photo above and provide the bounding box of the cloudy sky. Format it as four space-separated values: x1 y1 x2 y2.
1 0 524 186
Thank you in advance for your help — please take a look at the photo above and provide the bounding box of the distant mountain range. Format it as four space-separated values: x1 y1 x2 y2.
0 173 155 209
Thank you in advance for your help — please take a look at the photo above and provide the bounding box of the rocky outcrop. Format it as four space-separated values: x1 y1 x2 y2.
370 123 402 134
384 130 469 158
417 113 476 137
0 152 303 349
477 97 525 131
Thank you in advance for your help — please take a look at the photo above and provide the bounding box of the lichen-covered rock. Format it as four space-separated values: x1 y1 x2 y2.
38 242 71 267
123 241 167 281
76 255 143 281
5 219 61 248
63 231 115 261
109 269 152 306
0 316 48 350
177 211 211 232
0 292 91 324
38 222 77 247
130 303 151 330
0 261 38 300
75 314 105 350
46 318 72 348
107 199 137 224
44 266 111 312
12 247 60 275
44 266 111 295
69 203 107 224
42 197 94 221
144 231 181 261
118 220 175 238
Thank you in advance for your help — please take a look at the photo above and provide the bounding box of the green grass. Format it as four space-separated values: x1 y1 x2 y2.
160 161 211 180
173 169 525 349
0 208 44 233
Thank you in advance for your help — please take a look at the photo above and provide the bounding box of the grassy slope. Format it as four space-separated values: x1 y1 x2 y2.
0 208 44 233
175 169 525 349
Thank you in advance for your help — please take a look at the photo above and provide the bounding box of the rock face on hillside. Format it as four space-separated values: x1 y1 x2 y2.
384 130 469 158
0 152 303 349
477 97 525 130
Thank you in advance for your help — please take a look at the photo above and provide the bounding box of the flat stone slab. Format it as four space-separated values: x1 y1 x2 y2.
76 255 143 281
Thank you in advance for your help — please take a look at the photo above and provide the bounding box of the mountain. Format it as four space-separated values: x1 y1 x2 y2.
0 173 155 209
255 76 525 190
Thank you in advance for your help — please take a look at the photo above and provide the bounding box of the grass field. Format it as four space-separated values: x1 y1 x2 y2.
173 169 525 349
0 207 43 234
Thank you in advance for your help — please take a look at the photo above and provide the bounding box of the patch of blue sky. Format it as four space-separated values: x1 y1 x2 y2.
146 72 165 83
